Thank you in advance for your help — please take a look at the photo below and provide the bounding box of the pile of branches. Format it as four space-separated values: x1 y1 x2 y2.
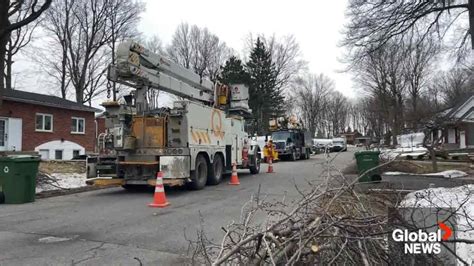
36 171 67 190
189 158 393 264
188 155 438 265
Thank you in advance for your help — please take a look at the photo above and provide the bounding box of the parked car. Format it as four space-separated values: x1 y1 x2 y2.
331 137 347 152
312 139 333 154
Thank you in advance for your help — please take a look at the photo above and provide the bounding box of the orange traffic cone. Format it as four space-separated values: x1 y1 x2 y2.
229 163 240 185
149 171 170 208
267 157 274 173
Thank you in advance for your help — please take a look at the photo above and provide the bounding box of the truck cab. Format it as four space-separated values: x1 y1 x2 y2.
271 129 311 161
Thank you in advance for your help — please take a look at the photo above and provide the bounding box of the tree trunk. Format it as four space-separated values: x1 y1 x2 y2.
5 47 12 90
111 40 117 101
76 84 84 103
60 41 68 99
0 36 6 103
0 0 10 105
428 148 438 172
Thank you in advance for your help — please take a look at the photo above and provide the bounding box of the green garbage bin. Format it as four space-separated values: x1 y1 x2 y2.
0 155 40 204
354 151 381 182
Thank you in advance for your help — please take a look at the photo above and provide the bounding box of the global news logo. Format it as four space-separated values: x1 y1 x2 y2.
392 222 453 254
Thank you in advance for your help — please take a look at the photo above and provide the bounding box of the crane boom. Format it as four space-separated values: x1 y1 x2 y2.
108 40 215 104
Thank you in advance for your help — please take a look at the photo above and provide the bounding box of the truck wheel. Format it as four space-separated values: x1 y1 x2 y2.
249 150 261 174
188 154 208 190
0 191 4 203
290 150 297 161
207 154 223 185
300 149 308 160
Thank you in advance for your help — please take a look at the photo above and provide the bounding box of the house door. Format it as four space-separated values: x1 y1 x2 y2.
0 119 7 151
460 131 466 149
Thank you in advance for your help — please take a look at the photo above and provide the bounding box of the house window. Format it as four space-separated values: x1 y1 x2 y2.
36 113 53 132
71 117 85 134
55 150 63 160
73 150 80 158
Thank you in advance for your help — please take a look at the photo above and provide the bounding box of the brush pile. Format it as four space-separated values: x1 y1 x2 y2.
189 158 407 265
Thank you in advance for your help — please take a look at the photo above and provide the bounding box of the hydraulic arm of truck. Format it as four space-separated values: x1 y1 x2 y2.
108 40 215 106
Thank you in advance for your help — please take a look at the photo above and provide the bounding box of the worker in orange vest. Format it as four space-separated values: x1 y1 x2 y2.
263 140 278 162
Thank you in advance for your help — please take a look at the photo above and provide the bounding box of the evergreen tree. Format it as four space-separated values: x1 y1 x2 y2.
218 56 250 85
246 38 284 135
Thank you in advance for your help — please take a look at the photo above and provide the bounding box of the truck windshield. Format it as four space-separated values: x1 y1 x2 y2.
272 132 292 141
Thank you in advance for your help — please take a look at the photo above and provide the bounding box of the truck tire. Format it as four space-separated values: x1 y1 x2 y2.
290 150 297 161
188 154 208 190
249 149 261 174
0 191 4 204
300 149 308 160
207 154 223 185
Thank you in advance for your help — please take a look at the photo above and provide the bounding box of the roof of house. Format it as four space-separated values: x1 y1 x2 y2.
445 94 474 122
341 131 362 136
3 89 101 113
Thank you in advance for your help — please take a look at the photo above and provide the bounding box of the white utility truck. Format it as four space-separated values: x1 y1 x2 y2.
87 41 261 190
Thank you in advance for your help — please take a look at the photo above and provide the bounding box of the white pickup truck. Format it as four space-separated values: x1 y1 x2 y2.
331 137 347 152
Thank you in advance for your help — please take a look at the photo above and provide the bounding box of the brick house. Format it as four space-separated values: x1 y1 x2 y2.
0 89 101 159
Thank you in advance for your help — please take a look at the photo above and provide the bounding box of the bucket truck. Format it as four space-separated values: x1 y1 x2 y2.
268 116 312 161
86 41 261 190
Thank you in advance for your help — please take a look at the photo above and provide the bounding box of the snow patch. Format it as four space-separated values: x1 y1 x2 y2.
400 185 474 265
383 170 468 178
36 173 87 193
38 236 73 243
379 147 428 161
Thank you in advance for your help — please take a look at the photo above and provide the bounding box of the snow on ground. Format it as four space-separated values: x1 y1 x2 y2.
380 147 428 161
380 149 399 160
36 173 88 193
400 185 474 265
383 170 468 178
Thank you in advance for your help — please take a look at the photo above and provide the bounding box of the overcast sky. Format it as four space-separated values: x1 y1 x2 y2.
14 0 355 107
139 0 354 97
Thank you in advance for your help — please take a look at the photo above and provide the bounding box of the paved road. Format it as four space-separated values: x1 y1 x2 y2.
0 150 355 265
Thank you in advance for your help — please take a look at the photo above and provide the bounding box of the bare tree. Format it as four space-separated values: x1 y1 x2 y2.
354 41 406 145
434 67 474 107
39 0 75 99
291 73 333 137
0 0 52 104
246 33 307 90
106 0 144 101
139 34 166 105
4 0 40 90
167 22 192 69
167 23 231 82
37 0 143 104
343 0 472 54
144 34 164 54
265 34 307 89
402 33 439 128
326 91 350 137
